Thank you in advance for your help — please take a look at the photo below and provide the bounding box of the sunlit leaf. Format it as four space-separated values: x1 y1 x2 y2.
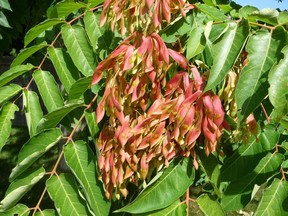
46 173 91 215
235 28 286 123
68 76 92 101
0 103 18 152
197 194 225 216
24 19 65 47
84 110 99 141
0 167 45 211
0 11 11 28
249 9 279 26
36 102 84 132
87 0 104 8
0 204 29 216
278 11 288 25
254 178 288 216
61 24 96 77
195 3 227 21
9 129 62 181
0 0 12 11
48 1 87 18
64 141 110 216
0 64 34 88
116 157 195 214
205 21 249 92
23 90 43 137
11 42 48 67
0 84 22 106
33 70 64 113
221 153 283 210
34 209 57 216
48 47 79 92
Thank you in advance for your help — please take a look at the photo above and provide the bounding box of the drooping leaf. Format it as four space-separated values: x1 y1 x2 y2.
11 42 48 67
197 194 225 216
9 129 62 181
0 84 22 106
34 209 57 216
0 204 29 216
24 19 65 47
221 152 283 211
46 173 91 216
36 102 84 132
33 70 64 113
48 1 87 18
23 90 43 137
268 45 288 113
48 47 79 92
254 178 288 216
235 28 286 123
221 127 279 181
0 11 11 28
205 21 249 92
249 9 279 26
84 11 104 50
61 24 96 77
68 76 92 100
64 141 110 216
84 110 99 140
195 3 227 21
0 0 12 11
0 103 18 152
116 157 195 214
0 167 45 211
0 64 34 88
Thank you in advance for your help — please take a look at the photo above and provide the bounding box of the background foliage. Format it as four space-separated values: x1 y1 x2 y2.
0 0 287 215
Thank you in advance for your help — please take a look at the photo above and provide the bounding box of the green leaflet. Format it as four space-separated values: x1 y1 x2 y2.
24 19 65 47
68 76 92 101
221 152 283 211
46 173 91 216
197 194 225 216
254 178 288 216
0 204 29 216
0 64 34 88
278 11 288 25
23 90 43 137
205 21 249 92
195 3 227 21
0 11 11 28
9 128 62 181
268 45 288 114
48 47 79 92
11 42 48 67
34 209 56 216
84 11 104 50
221 127 279 181
116 157 195 214
61 24 97 77
87 0 104 7
36 101 84 133
64 141 110 216
0 167 45 211
0 103 18 153
47 1 87 18
0 0 12 11
235 28 287 123
84 110 99 142
0 84 22 106
33 70 64 113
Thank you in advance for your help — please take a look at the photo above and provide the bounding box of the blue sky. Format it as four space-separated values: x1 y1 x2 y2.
234 0 287 10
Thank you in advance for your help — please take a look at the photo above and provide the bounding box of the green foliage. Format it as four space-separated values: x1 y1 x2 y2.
0 1 287 215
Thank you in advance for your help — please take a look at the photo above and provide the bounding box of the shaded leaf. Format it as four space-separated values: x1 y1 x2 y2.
116 157 195 214
254 178 288 216
9 129 62 181
11 42 48 67
0 84 22 106
0 167 45 211
61 24 96 77
36 102 84 132
0 0 12 11
23 90 43 137
0 11 11 28
0 204 29 216
33 70 64 113
235 28 286 123
205 21 249 92
221 153 283 211
197 194 225 216
46 173 91 216
0 103 18 152
68 76 92 100
48 47 79 92
48 1 87 18
64 141 110 216
0 64 34 88
34 209 57 216
24 19 65 47
221 127 279 181
84 110 99 140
